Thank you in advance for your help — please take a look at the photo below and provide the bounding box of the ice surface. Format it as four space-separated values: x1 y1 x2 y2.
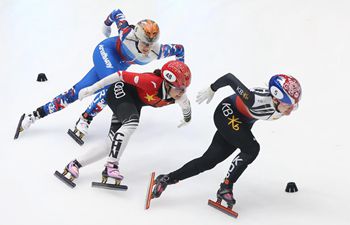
1 0 349 225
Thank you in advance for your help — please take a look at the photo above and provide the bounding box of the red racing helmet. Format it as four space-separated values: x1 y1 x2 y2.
161 60 191 89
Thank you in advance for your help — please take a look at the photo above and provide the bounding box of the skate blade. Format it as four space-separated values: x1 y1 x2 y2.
14 114 25 140
91 182 128 191
54 171 76 188
145 172 156 210
208 199 238 218
67 129 84 146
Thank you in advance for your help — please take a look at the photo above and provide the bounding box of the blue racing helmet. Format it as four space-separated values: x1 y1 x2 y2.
269 74 302 105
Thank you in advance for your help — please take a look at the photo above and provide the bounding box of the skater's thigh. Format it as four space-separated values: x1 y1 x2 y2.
114 102 140 124
107 92 140 124
73 67 100 93
201 131 237 163
93 38 127 79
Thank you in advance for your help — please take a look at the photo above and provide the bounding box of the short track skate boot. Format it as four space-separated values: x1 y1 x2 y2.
67 113 93 145
21 113 39 130
54 159 82 188
75 113 92 136
207 183 238 218
152 174 177 198
145 173 178 209
216 183 236 208
64 160 82 179
102 162 124 184
14 111 40 139
91 162 127 190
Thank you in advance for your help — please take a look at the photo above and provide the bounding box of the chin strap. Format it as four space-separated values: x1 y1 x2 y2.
161 81 172 99
274 100 281 113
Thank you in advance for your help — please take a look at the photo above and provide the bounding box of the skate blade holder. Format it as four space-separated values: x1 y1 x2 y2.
145 172 156 209
208 199 239 218
14 114 25 140
91 182 128 190
54 171 76 188
67 129 84 146
92 177 128 190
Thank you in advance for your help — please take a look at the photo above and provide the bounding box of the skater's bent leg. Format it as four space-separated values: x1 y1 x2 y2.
40 87 78 116
72 88 109 136
82 87 109 119
107 113 139 164
40 67 100 117
224 140 260 189
168 131 236 183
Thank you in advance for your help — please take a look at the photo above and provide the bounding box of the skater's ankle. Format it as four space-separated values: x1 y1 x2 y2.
161 174 178 185
73 159 82 168
221 179 233 190
36 106 47 118
82 112 93 123
105 161 119 169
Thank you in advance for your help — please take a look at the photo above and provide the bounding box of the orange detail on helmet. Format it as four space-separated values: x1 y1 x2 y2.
161 60 191 88
134 19 160 44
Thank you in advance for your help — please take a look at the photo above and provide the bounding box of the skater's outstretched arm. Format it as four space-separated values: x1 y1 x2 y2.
197 73 254 107
120 71 163 91
78 71 163 100
78 71 122 100
157 44 185 62
211 73 254 107
176 93 191 128
102 9 129 37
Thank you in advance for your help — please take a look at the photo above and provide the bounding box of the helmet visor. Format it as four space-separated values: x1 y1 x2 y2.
139 40 155 47
168 83 186 94
137 41 154 55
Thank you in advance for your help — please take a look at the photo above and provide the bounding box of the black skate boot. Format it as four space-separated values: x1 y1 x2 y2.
152 174 172 198
146 173 177 209
216 183 236 208
208 182 238 218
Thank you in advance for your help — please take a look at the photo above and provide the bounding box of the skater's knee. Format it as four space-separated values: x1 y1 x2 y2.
36 106 47 118
248 142 260 162
205 162 218 171
121 114 140 127
240 143 260 165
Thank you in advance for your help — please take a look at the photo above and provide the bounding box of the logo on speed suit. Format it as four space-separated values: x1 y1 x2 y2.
114 82 126 99
221 102 242 131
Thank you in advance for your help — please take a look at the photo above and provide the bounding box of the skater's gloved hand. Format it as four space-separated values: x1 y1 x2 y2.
177 119 190 128
78 87 94 100
102 23 112 37
196 87 215 104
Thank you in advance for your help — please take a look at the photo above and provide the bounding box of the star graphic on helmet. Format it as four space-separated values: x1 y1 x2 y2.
144 93 156 102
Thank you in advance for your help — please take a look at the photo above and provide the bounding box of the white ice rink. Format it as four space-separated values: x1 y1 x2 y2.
1 0 349 224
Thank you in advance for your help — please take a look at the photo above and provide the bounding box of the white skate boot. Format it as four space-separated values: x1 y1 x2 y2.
75 115 91 136
68 113 92 145
21 113 39 130
14 112 40 139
